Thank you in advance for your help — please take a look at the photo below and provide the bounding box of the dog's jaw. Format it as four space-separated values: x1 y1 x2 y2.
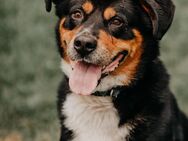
61 59 72 77
94 74 128 92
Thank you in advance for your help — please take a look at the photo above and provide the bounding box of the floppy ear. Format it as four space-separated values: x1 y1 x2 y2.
45 0 52 12
140 0 175 40
45 0 60 12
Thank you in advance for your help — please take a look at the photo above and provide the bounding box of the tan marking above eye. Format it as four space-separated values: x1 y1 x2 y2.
103 7 116 20
82 1 94 14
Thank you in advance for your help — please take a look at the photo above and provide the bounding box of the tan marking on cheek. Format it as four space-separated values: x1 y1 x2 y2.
99 29 143 86
59 18 75 46
98 30 117 53
114 30 143 57
112 30 144 85
82 1 94 14
98 30 131 56
59 18 82 62
103 7 116 20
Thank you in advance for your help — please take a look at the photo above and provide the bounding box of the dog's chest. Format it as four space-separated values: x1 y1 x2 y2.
62 94 131 141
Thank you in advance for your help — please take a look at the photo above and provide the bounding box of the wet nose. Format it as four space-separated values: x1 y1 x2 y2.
74 35 97 57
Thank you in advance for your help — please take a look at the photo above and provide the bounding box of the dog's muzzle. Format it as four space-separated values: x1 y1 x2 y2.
74 35 97 58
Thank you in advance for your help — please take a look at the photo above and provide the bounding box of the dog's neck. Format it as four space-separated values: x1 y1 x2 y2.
64 75 122 99
93 87 121 98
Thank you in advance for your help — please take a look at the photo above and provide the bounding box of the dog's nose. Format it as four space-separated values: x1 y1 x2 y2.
74 35 97 57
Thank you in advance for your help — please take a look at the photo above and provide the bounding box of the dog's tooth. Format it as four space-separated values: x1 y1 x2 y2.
105 72 109 75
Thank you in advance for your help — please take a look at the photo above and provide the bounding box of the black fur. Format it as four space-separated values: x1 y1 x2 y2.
45 0 188 140
57 59 188 141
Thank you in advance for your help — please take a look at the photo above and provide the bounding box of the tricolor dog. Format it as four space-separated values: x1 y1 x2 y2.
44 0 188 140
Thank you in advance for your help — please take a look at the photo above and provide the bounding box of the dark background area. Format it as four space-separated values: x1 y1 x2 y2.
0 0 188 141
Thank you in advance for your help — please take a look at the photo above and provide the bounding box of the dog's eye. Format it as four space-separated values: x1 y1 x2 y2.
109 17 124 28
71 9 84 21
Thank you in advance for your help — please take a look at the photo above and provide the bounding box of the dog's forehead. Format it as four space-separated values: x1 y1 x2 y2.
68 0 133 11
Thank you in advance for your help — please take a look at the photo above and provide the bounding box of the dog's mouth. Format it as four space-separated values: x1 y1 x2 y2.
69 51 128 95
102 51 128 74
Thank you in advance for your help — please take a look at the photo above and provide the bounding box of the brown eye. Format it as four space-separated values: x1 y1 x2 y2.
109 17 123 27
71 9 84 21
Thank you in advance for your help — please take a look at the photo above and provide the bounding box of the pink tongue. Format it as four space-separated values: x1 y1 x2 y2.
69 62 102 95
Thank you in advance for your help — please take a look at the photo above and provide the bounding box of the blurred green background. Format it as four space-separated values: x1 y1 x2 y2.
0 0 188 141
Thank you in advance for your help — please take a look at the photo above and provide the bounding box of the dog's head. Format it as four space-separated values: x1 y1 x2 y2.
45 0 175 95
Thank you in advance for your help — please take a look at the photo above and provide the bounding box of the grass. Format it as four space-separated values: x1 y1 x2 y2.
161 0 188 113
0 0 60 140
0 0 188 140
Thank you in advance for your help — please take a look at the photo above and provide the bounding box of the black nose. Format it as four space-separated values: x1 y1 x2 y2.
74 35 97 57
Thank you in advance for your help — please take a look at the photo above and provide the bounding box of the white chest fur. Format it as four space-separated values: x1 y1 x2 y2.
62 94 131 141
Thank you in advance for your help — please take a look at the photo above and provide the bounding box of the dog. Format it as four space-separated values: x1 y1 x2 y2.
44 0 188 140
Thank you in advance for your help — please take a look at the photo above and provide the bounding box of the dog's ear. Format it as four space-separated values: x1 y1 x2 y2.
45 0 61 12
140 0 175 40
45 0 52 12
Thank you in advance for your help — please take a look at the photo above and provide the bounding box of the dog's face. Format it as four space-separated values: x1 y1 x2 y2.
45 0 175 95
